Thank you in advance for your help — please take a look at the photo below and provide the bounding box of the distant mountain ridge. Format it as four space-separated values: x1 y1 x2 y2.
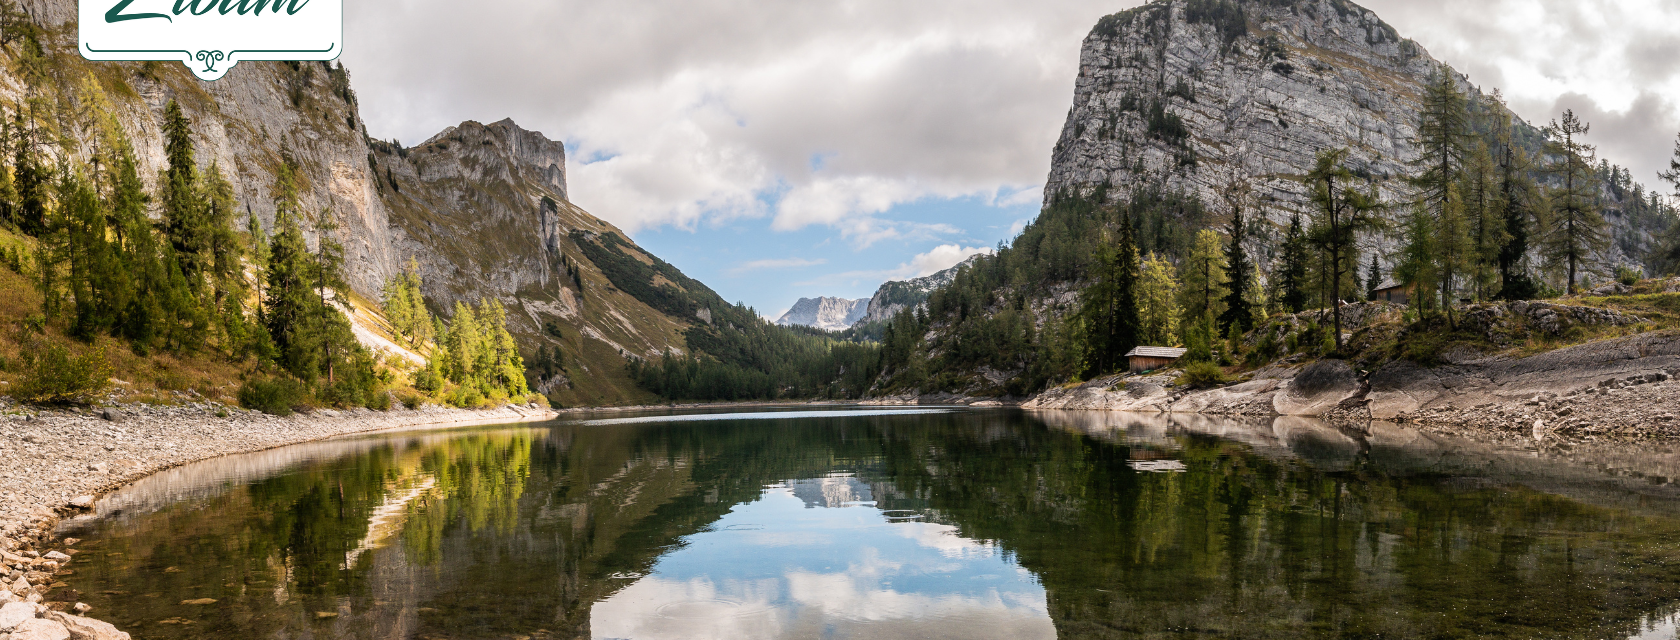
776 298 870 331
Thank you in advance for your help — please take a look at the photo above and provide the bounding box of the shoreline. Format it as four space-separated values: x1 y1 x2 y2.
1 400 560 639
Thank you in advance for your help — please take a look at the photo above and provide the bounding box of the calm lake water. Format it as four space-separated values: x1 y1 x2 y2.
52 407 1680 639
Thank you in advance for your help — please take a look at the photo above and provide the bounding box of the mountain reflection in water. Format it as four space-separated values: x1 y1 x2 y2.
53 408 1680 640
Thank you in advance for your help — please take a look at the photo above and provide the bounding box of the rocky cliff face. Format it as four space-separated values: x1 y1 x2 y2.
12 1 697 404
775 298 868 332
1049 0 1663 269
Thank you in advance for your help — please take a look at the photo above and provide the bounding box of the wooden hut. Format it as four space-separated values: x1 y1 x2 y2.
1125 346 1187 373
1371 281 1413 306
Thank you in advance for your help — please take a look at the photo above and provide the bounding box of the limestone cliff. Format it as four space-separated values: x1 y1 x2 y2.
1050 0 1665 270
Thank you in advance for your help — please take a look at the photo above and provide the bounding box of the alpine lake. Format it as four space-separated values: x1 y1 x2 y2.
49 407 1680 639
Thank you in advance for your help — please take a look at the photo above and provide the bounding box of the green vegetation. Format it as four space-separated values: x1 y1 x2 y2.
13 341 111 405
0 84 392 410
1176 360 1229 388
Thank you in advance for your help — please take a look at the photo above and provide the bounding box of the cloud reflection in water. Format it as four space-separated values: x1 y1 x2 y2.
591 476 1054 640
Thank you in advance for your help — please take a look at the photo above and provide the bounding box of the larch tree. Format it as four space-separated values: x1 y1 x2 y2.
1137 252 1180 347
1305 148 1386 351
1180 228 1228 330
1538 109 1608 294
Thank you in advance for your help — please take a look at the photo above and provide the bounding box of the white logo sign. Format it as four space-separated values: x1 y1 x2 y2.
79 0 343 81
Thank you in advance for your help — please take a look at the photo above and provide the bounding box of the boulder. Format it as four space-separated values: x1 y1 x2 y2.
41 553 68 564
1274 360 1361 416
45 612 129 640
11 618 72 640
67 497 94 510
98 409 123 423
0 601 36 631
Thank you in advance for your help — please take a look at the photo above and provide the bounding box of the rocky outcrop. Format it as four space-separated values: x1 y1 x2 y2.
1364 332 1680 420
775 297 869 331
856 255 984 327
1024 358 1360 417
1049 0 1665 267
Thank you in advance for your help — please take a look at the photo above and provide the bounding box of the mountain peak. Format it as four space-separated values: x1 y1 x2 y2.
412 118 568 200
776 298 870 332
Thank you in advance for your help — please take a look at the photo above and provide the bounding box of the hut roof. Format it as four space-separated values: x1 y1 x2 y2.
1125 346 1187 359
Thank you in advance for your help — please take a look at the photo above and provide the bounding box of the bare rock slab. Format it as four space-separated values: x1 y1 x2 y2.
44 612 130 640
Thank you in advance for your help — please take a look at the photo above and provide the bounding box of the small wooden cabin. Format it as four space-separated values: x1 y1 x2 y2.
1371 282 1413 306
1125 346 1188 373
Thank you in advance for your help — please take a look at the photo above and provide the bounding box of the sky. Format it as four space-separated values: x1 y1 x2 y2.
341 0 1680 320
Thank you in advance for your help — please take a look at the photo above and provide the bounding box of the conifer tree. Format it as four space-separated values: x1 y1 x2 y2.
160 100 209 288
1435 183 1473 324
1655 134 1680 273
12 110 48 237
1137 253 1180 347
311 215 353 384
1493 97 1539 300
1305 148 1386 351
266 165 321 380
1077 212 1139 375
1278 211 1309 314
1366 254 1382 300
1463 136 1505 300
1412 67 1469 215
1180 229 1228 329
1395 202 1438 316
1538 109 1609 294
201 162 242 306
1217 205 1252 333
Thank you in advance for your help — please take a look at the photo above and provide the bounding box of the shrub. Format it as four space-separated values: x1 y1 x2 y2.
1617 266 1642 286
413 363 443 394
395 389 426 410
366 391 393 411
13 343 113 405
1177 361 1229 389
448 385 484 408
238 377 310 416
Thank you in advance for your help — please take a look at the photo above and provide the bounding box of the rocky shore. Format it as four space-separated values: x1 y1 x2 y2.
0 401 559 640
1022 331 1680 439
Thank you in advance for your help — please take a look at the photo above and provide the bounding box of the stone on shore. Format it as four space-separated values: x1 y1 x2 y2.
45 612 129 640
10 617 72 640
0 601 37 631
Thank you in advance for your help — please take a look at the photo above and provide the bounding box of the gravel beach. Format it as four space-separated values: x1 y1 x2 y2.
0 401 559 640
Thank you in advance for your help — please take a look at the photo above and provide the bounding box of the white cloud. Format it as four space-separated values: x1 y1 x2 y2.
790 244 991 288
728 258 828 275
909 244 993 277
343 0 1680 240
342 0 1110 236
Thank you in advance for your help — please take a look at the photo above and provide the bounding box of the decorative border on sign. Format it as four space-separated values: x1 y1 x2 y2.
84 43 339 78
